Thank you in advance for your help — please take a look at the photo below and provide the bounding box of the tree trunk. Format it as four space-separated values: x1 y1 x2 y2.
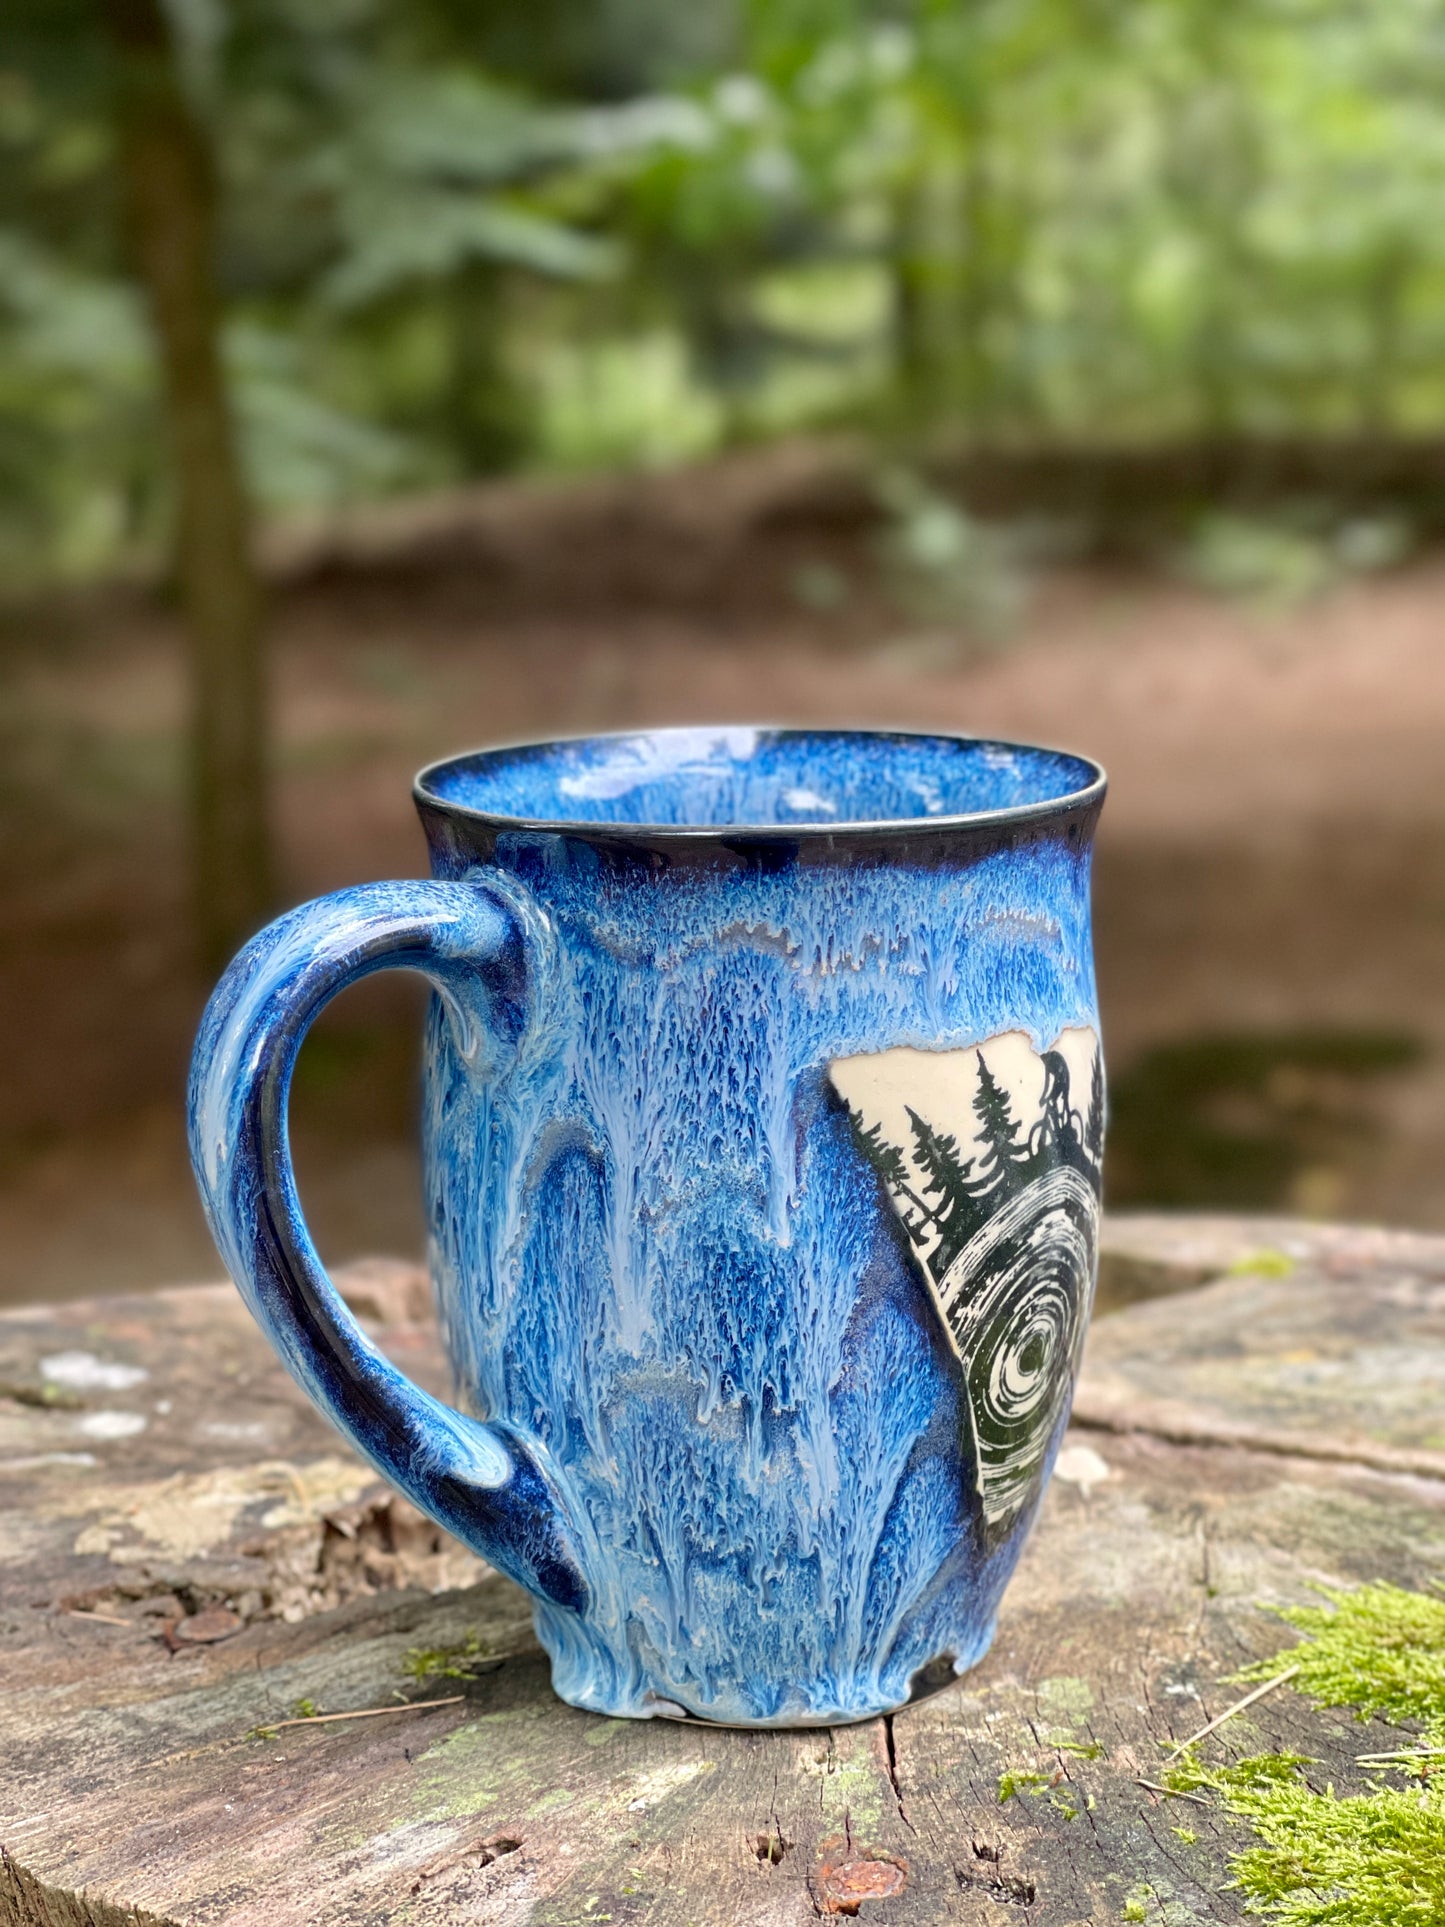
890 177 935 428
956 143 993 433
104 0 272 974
1359 241 1408 435
446 258 527 477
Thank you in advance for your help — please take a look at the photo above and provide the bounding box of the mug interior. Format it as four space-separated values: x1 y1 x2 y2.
416 728 1101 832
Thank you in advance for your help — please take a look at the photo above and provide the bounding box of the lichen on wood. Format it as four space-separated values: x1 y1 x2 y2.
4 1221 1445 1923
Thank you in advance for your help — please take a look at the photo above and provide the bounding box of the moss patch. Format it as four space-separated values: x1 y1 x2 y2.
402 1630 496 1682
1226 1249 1296 1279
998 1765 1090 1819
1167 1580 1445 1924
998 1767 1053 1803
1169 1752 1445 1926
1237 1583 1445 1737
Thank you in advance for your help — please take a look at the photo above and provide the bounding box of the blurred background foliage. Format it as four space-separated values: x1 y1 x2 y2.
5 0 1445 1300
6 0 1445 588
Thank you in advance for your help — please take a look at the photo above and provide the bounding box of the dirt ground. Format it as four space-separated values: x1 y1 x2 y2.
4 475 1443 1306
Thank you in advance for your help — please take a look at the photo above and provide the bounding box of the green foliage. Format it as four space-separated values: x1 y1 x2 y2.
0 230 154 583
873 466 1023 635
997 1766 1053 1803
997 1764 1090 1817
10 0 1445 581
1168 1751 1445 1926
1162 1580 1445 1924
1180 512 1415 612
1237 1583 1445 1739
402 1630 496 1681
1107 1028 1424 1213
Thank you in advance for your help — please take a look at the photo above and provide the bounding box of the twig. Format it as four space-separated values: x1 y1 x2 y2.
257 1695 464 1733
1165 1665 1301 1757
1135 1778 1212 1808
1355 1748 1445 1765
66 1609 131 1628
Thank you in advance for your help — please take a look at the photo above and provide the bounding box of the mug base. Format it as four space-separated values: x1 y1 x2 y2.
552 1633 990 1730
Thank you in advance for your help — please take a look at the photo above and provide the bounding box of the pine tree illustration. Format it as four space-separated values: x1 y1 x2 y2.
963 1053 1032 1218
907 1107 976 1276
849 1108 936 1247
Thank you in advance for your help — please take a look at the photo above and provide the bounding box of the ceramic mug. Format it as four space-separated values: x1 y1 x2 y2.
189 727 1106 1726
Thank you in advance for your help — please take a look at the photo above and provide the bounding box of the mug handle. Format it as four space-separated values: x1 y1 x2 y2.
187 879 590 1615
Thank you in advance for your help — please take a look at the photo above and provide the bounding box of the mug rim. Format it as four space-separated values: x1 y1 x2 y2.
413 725 1107 843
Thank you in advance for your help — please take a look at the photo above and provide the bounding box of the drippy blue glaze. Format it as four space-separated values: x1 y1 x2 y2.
189 728 1105 1726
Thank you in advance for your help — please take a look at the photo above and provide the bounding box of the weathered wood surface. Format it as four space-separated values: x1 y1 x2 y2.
3 1219 1444 1926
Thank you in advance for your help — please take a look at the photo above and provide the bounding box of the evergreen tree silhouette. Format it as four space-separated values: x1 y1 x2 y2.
845 1038 1104 1289
850 1108 936 1247
964 1053 1032 1215
906 1107 977 1274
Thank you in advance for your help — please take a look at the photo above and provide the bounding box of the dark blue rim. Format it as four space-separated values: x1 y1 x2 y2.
413 726 1107 843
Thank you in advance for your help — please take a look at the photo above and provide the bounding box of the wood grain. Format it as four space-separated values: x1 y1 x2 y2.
3 1225 1442 1925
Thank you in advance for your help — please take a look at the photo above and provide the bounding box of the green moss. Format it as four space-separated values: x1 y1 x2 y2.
1163 1580 1445 1924
247 1694 319 1740
998 1768 1052 1803
402 1630 495 1682
1236 1583 1445 1738
1118 1877 1202 1924
997 1765 1088 1818
1168 1752 1445 1925
1227 1250 1297 1279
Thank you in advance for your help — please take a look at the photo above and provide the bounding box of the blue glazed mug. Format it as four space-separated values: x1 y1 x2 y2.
189 727 1106 1726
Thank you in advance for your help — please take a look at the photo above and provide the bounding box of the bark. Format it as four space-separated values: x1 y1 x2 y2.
104 0 271 973
3 1218 1444 1922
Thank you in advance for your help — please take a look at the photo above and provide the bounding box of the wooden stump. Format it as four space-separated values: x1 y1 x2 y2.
3 1217 1444 1925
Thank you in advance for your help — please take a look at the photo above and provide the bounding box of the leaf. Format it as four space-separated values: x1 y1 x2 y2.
322 195 620 308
